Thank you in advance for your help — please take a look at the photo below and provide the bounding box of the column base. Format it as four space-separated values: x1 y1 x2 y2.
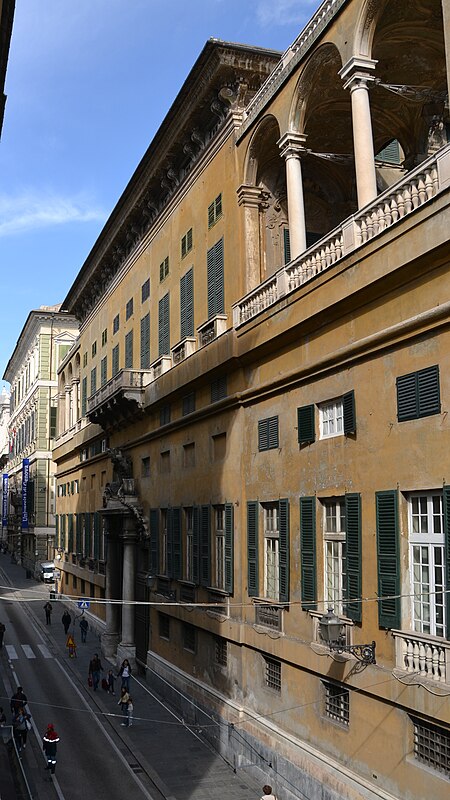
116 643 136 670
101 632 120 660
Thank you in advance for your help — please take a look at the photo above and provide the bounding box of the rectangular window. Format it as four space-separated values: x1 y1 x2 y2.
160 450 170 474
212 432 226 461
207 237 224 318
160 404 171 426
158 293 170 356
101 356 107 386
264 504 279 600
412 716 450 777
159 256 169 282
125 330 133 369
140 313 150 369
182 442 195 468
91 341 97 358
183 622 196 652
141 456 150 477
182 392 195 416
258 416 279 451
323 499 346 616
82 352 88 368
264 657 281 692
211 375 227 403
214 505 225 590
181 227 193 259
215 637 228 666
324 681 349 726
185 507 194 582
319 398 343 438
90 367 97 396
126 297 134 320
408 492 445 637
141 278 150 302
397 365 440 421
180 267 194 339
113 314 120 334
208 194 222 228
159 613 170 640
112 344 120 377
101 329 107 347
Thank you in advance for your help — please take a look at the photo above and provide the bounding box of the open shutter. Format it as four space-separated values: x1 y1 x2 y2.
297 405 315 444
224 503 234 594
85 513 91 557
150 509 159 575
158 294 170 356
125 330 133 368
68 514 74 553
140 313 150 369
200 505 210 587
167 508 174 578
207 245 215 319
443 486 450 640
396 373 418 421
247 501 259 597
172 507 182 580
417 365 440 418
279 499 290 603
345 493 361 622
376 490 400 628
193 505 200 584
343 390 356 435
300 496 316 610
76 513 82 554
214 238 224 315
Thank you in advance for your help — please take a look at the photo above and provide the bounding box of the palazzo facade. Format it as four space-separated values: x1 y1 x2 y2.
53 3 450 798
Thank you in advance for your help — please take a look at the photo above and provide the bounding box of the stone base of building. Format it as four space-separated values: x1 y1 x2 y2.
116 643 136 671
101 631 120 660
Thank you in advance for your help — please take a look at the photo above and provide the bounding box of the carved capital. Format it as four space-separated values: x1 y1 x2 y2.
339 57 377 91
278 131 308 160
237 184 267 208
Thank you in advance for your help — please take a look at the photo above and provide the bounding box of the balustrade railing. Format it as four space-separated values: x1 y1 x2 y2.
393 630 450 684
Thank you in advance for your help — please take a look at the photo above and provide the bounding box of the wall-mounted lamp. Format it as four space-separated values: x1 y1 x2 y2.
146 574 156 589
318 608 376 665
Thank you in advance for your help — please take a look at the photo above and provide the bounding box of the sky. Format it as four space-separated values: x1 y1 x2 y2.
0 0 316 388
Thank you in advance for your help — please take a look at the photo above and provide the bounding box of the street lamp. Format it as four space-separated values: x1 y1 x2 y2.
318 608 376 665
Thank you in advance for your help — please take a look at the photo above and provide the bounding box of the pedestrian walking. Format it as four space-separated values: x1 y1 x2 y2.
261 786 278 800
107 669 115 695
43 723 59 775
10 686 28 717
0 707 6 726
13 706 31 754
79 617 88 642
0 620 5 647
62 610 72 634
121 695 134 727
43 601 53 624
88 653 103 691
118 658 132 692
118 687 130 722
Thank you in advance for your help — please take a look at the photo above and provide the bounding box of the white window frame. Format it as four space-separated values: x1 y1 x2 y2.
263 504 279 601
408 491 445 638
214 505 225 590
323 498 346 616
319 398 344 439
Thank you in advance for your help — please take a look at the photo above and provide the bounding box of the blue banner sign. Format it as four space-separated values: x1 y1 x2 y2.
21 459 29 529
2 473 8 527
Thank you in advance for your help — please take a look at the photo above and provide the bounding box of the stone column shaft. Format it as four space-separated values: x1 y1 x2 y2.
121 532 136 647
340 57 378 209
278 132 308 259
237 185 264 293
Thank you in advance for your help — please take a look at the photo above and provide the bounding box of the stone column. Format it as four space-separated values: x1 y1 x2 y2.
237 185 265 293
442 0 450 104
278 132 307 259
117 517 138 666
64 385 71 432
72 379 79 425
340 57 378 209
101 518 121 659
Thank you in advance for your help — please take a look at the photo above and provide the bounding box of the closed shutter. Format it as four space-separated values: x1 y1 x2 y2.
55 514 60 549
167 508 173 578
343 390 356 435
224 503 234 594
300 496 316 610
180 268 194 339
443 486 450 640
68 514 74 553
112 344 119 376
283 228 291 265
150 509 159 574
376 490 400 628
125 330 133 368
81 377 87 417
93 512 101 559
207 238 224 318
193 506 200 584
200 505 211 587
417 365 440 417
101 356 107 386
297 405 315 444
140 313 150 369
279 499 290 603
247 501 259 597
345 493 361 622
211 376 227 402
91 367 97 395
258 417 279 451
85 513 91 557
76 513 82 554
172 507 182 580
375 139 400 164
158 293 170 356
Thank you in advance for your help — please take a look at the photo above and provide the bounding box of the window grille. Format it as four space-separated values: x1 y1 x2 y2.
215 637 228 666
264 657 281 692
324 681 349 726
412 716 450 777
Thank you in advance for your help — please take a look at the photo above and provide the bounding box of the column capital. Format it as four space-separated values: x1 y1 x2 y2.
339 56 378 91
278 131 308 160
237 184 266 208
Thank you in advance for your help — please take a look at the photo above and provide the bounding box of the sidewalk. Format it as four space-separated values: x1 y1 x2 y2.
0 552 267 800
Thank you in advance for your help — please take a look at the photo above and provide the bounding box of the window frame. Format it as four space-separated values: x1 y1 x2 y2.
408 491 445 638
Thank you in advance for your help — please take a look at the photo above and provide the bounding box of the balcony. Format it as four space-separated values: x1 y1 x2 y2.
171 336 196 365
197 314 227 347
254 602 284 632
87 369 151 430
150 354 172 379
392 630 450 686
233 144 450 327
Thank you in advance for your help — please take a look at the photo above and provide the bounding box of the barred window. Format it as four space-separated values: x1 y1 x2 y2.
323 681 349 726
412 716 450 777
264 656 281 692
215 637 228 666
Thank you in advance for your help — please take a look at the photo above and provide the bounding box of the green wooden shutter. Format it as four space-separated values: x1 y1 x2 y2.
208 201 215 228
376 490 400 628
101 356 107 386
55 515 60 549
93 512 101 559
76 513 82 553
193 505 200 584
150 509 159 574
300 496 316 610
343 390 356 435
172 507 182 580
200 505 211 587
180 267 194 339
140 313 150 369
167 508 173 578
345 493 361 622
125 330 133 368
158 293 170 356
417 365 440 417
81 376 87 417
112 344 119 376
68 514 74 553
85 513 92 556
283 228 291 265
247 501 259 597
396 372 418 421
297 405 315 444
279 498 290 603
225 503 234 594
443 486 450 640
207 238 224 318
207 244 215 319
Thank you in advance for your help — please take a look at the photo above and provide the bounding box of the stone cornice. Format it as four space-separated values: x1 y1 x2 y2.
3 310 78 384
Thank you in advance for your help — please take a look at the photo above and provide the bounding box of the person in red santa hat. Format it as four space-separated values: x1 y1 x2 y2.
43 723 60 775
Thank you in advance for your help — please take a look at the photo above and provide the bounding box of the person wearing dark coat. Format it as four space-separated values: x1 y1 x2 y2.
43 723 60 774
61 611 72 635
10 686 28 718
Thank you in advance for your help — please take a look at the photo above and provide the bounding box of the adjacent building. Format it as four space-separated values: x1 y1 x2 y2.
53 2 450 799
0 0 15 138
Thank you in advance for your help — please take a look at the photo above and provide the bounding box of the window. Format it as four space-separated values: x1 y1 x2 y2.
125 330 133 369
90 367 97 396
141 457 150 477
183 622 196 652
324 681 349 726
258 416 279 451
212 432 226 461
101 328 107 347
159 613 170 639
411 716 450 777
82 352 88 368
159 256 169 282
248 500 289 602
182 442 195 468
126 297 134 320
408 492 445 637
91 341 97 358
158 293 170 356
112 344 120 376
160 404 171 426
213 506 225 591
140 313 150 369
181 227 193 258
323 499 346 616
161 509 168 574
182 392 195 416
185 508 194 582
397 365 440 421
101 356 107 386
317 392 356 439
264 504 279 600
160 450 170 474
141 278 150 302
215 637 228 666
320 398 343 438
211 375 227 403
113 314 120 334
207 238 224 318
180 267 194 339
208 194 222 228
264 656 281 692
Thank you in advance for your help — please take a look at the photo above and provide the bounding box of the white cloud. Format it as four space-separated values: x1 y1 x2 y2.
256 0 316 27
0 190 106 237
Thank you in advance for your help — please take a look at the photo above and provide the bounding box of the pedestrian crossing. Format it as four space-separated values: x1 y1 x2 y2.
5 643 52 660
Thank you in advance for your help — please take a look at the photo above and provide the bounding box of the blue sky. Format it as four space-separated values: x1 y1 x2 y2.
0 0 315 386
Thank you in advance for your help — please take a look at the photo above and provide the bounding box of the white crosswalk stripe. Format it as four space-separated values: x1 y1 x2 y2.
21 644 36 659
5 643 53 660
5 644 18 659
37 644 52 658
